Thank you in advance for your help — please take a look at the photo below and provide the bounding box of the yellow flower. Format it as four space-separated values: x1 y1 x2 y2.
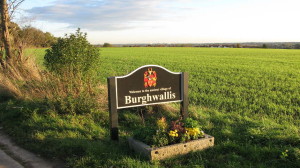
169 130 178 137
157 117 168 131
186 128 202 137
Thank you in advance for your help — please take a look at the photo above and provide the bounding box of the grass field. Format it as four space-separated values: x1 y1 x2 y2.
1 47 300 167
101 47 300 120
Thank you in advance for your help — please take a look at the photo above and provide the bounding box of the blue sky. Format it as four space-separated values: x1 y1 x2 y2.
16 0 300 44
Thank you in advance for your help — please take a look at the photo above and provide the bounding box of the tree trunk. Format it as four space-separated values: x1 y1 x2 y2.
0 55 4 67
0 0 13 61
0 44 4 68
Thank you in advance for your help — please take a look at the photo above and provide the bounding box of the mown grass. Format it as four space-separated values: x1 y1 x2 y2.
0 47 299 167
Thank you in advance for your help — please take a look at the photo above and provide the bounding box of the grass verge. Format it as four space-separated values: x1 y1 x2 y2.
0 100 299 167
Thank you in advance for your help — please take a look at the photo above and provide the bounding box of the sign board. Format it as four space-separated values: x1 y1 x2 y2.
116 65 182 109
107 65 188 140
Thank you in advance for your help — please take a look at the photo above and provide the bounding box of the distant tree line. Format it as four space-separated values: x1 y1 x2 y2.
103 42 300 49
0 21 57 48
94 43 114 47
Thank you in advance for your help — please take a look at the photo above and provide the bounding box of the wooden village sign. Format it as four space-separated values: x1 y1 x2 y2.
107 65 188 140
108 65 214 160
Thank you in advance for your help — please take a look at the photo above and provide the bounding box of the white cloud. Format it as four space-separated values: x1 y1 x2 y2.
24 0 300 43
26 0 187 31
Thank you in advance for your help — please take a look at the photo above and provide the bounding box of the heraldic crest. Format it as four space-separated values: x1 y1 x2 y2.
144 68 157 88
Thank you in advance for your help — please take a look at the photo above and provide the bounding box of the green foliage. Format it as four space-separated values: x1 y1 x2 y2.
48 93 99 115
133 127 169 148
280 150 289 160
133 126 156 145
133 117 205 147
183 118 200 128
44 28 100 78
152 131 169 147
42 29 101 115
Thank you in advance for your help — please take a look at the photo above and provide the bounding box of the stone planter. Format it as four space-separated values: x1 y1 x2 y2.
128 134 214 160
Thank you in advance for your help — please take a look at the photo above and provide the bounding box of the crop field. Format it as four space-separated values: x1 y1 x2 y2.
100 47 300 120
2 47 300 167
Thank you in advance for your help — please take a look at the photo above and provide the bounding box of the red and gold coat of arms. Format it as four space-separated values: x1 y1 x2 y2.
144 68 157 88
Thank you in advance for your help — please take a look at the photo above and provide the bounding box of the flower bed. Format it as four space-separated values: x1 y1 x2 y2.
129 117 214 160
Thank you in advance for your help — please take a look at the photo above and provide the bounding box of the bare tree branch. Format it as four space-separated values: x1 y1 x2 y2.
8 0 25 18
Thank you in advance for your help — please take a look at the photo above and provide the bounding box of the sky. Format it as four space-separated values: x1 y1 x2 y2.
14 0 300 44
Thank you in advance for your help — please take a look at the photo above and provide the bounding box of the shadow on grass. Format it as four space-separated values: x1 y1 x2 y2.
0 100 157 167
0 100 299 168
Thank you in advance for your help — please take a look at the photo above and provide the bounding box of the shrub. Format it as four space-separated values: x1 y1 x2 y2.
44 28 100 78
43 29 102 115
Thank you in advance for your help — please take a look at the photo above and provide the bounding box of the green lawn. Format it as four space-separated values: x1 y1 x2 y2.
1 47 299 167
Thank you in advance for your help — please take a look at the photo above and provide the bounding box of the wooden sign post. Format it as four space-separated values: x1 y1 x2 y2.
107 65 188 140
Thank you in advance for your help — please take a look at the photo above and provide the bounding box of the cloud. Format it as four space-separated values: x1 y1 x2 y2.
26 0 192 31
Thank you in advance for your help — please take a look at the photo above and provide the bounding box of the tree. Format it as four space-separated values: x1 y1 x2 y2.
43 32 57 47
103 42 112 47
262 44 268 48
17 26 57 48
0 0 13 62
0 0 25 67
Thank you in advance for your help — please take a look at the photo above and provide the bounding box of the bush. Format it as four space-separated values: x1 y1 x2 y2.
44 28 100 78
44 29 102 115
